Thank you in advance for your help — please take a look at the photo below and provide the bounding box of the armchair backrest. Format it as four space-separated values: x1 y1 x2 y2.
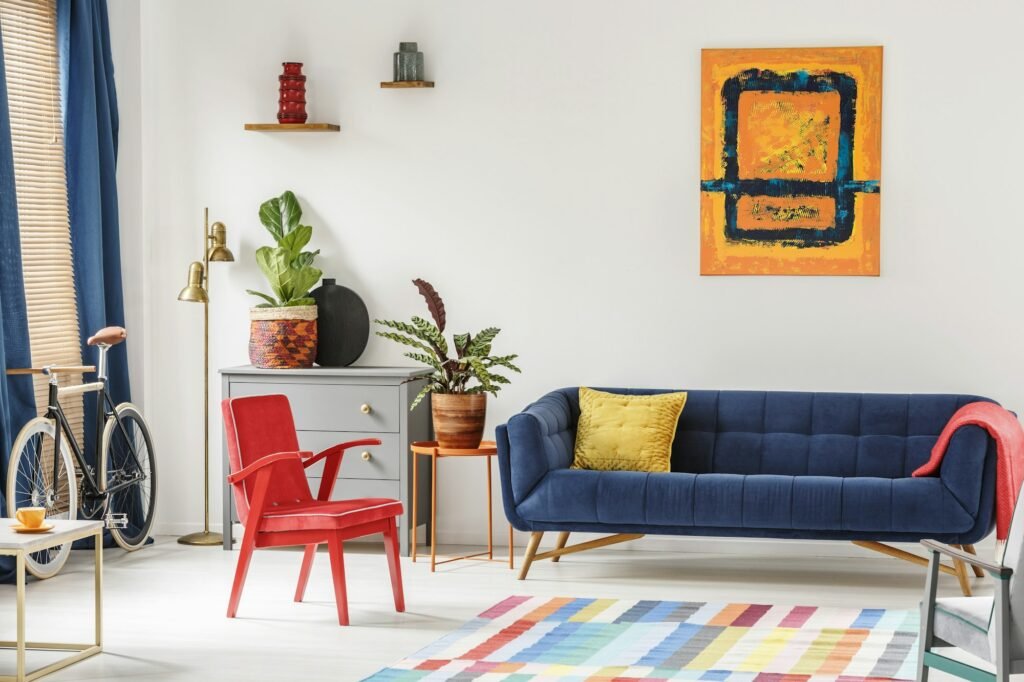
222 394 312 526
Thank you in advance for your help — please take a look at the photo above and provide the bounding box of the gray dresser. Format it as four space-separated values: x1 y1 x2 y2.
219 365 432 555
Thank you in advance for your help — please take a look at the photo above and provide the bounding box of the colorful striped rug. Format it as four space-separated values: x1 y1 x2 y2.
366 596 919 681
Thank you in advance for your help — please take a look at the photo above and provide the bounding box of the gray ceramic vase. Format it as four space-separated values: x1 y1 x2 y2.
393 42 424 82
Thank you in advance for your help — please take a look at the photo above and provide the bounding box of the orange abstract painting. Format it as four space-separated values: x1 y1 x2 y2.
700 47 883 275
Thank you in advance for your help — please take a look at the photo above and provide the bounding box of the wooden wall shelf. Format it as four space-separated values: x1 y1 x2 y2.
380 81 434 89
244 123 340 132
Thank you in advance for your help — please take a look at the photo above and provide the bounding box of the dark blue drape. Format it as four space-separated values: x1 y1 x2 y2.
59 0 130 466
0 25 41 583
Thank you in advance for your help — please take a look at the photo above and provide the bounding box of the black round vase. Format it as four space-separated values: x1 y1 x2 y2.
309 278 369 367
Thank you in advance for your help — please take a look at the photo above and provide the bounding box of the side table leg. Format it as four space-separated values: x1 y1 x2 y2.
411 452 418 563
95 531 103 647
487 456 493 560
431 453 438 572
17 552 25 682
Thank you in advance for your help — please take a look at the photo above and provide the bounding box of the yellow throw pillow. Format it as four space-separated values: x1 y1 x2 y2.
572 387 687 472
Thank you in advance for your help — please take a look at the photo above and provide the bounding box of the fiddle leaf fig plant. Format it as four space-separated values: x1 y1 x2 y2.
376 279 521 410
247 190 322 307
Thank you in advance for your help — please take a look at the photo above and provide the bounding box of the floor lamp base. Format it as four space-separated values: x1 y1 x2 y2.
178 530 223 546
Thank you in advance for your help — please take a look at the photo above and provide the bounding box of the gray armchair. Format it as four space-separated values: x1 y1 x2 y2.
919 489 1024 682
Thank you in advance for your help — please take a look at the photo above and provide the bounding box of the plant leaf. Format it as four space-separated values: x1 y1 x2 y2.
410 384 433 411
467 327 500 357
375 319 437 345
412 316 449 356
279 224 312 256
292 249 319 269
258 197 284 242
374 330 434 355
454 333 470 358
246 289 279 307
281 297 316 307
278 190 302 235
403 352 443 371
467 357 493 392
488 354 521 373
412 278 446 332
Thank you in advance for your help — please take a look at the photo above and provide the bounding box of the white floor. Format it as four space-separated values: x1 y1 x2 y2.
0 537 990 681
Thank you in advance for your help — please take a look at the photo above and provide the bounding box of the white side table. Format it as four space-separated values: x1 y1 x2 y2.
0 520 103 682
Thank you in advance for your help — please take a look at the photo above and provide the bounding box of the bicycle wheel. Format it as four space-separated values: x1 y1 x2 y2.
6 417 78 578
101 403 156 550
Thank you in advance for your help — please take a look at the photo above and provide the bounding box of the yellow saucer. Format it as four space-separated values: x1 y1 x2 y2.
10 522 54 534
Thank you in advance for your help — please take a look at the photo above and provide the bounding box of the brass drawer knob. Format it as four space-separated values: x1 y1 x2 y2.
360 403 372 414
361 451 373 461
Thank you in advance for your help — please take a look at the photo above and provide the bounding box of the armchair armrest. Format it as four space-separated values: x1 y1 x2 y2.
226 451 303 484
921 539 1012 579
303 438 383 501
302 438 382 469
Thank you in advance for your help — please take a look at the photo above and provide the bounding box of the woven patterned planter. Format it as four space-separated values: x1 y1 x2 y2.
248 305 318 369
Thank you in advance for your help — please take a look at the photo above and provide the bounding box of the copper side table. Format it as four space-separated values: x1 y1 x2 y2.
411 440 514 572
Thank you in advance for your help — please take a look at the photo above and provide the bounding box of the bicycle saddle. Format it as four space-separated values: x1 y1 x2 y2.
87 326 127 346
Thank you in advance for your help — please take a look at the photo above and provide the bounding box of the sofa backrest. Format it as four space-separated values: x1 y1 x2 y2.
554 388 993 478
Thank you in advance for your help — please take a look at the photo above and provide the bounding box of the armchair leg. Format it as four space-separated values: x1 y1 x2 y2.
551 532 570 563
295 544 318 602
227 530 257 618
918 550 941 682
327 534 349 626
384 518 405 612
518 531 544 581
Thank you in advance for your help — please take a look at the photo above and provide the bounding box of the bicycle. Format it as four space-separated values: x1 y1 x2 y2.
5 326 156 578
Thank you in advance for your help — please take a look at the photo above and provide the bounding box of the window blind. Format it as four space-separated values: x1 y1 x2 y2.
0 0 84 442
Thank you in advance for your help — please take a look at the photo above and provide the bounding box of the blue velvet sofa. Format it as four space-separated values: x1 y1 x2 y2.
497 388 997 588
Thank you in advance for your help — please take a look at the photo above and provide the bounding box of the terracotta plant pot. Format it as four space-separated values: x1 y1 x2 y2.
431 393 486 449
248 305 318 369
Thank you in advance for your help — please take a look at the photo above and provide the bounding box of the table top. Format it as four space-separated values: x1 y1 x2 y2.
411 440 497 456
219 365 432 379
0 519 103 552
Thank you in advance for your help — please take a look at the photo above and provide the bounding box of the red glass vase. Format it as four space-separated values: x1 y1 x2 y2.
277 62 307 124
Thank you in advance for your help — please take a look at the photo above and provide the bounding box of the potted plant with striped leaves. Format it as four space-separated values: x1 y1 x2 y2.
375 279 521 448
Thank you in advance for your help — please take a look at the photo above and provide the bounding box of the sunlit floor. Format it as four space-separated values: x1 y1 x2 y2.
0 536 992 681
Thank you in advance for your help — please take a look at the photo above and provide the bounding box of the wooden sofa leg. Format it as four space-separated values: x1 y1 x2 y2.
951 555 973 597
855 539 973 597
518 532 544 581
960 544 986 578
551 532 570 563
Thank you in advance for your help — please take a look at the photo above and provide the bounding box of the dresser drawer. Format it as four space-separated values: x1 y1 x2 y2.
229 382 400 433
305 477 401 503
297 431 400 480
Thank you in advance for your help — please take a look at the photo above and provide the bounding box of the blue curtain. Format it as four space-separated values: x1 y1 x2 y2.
0 25 41 583
59 0 130 466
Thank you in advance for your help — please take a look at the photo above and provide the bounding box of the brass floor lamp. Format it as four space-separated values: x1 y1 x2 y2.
177 208 234 546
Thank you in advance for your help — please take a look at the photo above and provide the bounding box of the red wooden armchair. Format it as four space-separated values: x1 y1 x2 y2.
222 394 405 626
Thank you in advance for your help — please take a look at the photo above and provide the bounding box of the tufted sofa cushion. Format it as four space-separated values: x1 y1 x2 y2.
498 388 998 544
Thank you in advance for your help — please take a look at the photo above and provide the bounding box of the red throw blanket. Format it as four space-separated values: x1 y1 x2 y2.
912 401 1024 545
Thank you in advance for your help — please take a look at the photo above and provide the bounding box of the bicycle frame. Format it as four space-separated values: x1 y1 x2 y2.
41 349 145 508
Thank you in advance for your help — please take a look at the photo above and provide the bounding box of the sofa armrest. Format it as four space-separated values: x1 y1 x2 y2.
499 390 577 508
937 424 997 522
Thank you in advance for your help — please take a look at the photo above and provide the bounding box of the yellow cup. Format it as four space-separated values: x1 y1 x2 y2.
15 507 46 529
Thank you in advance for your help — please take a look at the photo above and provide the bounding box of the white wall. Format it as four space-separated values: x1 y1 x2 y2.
111 0 1024 550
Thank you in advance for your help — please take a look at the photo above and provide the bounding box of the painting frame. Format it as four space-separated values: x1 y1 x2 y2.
700 46 883 276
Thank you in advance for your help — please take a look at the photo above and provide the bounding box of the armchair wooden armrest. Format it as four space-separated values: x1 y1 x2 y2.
305 438 383 501
227 451 303 484
302 439 382 469
921 539 1012 579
